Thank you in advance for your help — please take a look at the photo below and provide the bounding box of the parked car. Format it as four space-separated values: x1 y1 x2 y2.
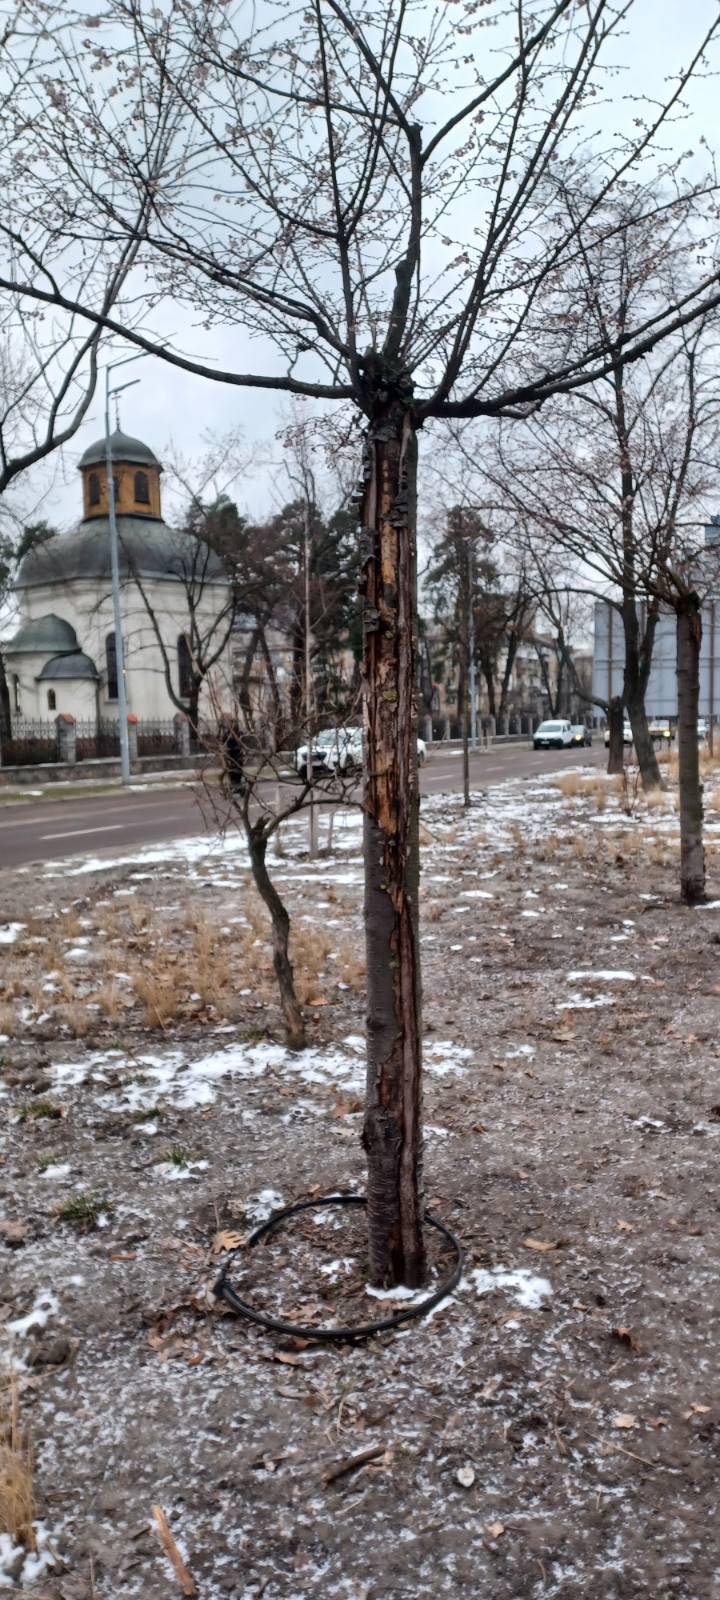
296 727 426 779
533 719 574 750
326 730 427 773
604 723 633 747
649 718 673 744
697 718 709 742
294 727 359 780
570 724 592 747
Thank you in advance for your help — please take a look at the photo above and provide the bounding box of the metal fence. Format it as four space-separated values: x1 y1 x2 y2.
75 719 121 761
1 716 184 767
137 720 178 757
0 718 57 766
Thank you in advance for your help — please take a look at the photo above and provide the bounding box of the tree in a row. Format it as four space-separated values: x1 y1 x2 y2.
4 0 720 1285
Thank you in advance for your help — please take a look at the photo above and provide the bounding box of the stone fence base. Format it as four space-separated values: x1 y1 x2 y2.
0 753 204 786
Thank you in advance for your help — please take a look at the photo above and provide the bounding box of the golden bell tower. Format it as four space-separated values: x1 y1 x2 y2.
78 429 163 521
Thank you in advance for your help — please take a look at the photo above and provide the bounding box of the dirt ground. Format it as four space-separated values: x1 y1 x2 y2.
1 767 720 1599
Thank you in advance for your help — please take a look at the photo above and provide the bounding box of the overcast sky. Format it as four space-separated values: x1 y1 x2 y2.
9 0 720 537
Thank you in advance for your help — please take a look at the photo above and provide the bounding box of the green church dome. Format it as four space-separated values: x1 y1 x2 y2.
15 516 228 590
79 430 162 469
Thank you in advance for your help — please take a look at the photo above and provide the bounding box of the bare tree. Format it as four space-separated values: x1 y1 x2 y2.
5 1 720 1284
480 201 720 788
205 682 362 1050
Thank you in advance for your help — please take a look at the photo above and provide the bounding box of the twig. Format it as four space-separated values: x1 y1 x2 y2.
321 1443 386 1486
151 1505 197 1596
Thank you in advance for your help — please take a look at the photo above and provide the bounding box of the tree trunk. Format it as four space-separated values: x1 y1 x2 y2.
360 398 425 1290
239 626 260 729
676 593 705 906
498 631 519 722
622 600 661 790
257 624 283 749
607 695 625 775
459 541 470 808
0 651 12 743
625 688 661 789
480 657 497 719
188 682 201 750
246 825 306 1049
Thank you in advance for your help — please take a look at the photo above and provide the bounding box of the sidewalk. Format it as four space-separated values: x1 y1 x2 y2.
0 768 208 803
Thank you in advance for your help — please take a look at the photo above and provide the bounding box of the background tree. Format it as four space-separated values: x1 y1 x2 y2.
0 529 13 738
483 197 720 789
6 0 720 1285
204 680 362 1051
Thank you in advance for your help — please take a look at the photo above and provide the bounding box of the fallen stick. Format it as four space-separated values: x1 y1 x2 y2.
321 1443 386 1486
151 1505 197 1596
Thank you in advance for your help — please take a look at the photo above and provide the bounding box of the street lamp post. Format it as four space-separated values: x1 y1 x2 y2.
104 355 144 786
468 543 477 752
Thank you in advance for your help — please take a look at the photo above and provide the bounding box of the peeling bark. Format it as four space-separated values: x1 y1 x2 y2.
676 593 705 906
360 394 425 1289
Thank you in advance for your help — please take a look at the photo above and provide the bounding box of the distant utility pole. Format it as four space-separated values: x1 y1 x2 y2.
304 497 318 858
468 543 477 752
104 358 142 785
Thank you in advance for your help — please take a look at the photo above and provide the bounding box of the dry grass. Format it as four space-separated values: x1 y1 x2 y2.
55 1000 95 1038
0 1378 35 1552
91 982 125 1024
0 1005 16 1038
2 874 366 1038
555 773 624 813
132 968 181 1030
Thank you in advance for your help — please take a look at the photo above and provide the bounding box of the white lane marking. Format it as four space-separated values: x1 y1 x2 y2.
41 824 125 841
0 799 196 829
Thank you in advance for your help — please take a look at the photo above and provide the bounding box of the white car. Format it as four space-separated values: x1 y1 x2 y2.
533 719 574 750
294 728 358 780
324 729 427 774
603 723 633 748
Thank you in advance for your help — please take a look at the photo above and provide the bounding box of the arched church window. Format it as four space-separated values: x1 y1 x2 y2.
134 470 150 505
177 635 193 701
88 472 100 507
106 633 118 701
47 689 56 712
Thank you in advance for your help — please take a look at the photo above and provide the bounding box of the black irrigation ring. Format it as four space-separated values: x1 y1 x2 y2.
213 1193 464 1342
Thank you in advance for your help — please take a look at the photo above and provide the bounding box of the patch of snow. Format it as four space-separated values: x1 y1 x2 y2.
0 1526 55 1588
424 1041 473 1078
0 923 24 944
319 1258 354 1278
246 1189 285 1222
567 969 635 982
558 994 612 1010
467 1266 552 1310
7 1291 59 1337
40 1163 71 1180
155 1159 209 1182
365 1283 428 1303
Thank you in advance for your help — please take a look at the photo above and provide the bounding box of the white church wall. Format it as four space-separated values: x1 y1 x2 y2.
17 576 234 725
4 651 48 720
40 677 98 723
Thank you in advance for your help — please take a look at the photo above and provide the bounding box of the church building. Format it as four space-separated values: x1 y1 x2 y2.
4 430 233 728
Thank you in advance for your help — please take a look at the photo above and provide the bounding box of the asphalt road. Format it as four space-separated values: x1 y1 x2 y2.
0 742 606 871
